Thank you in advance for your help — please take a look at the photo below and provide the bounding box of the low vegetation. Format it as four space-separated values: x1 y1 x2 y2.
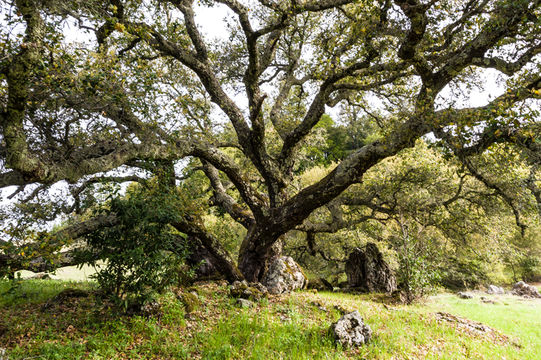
1 279 539 360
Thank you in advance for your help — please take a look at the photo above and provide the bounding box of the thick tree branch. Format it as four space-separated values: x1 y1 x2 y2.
202 161 255 229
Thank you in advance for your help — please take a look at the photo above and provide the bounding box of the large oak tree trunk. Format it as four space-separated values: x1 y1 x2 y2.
238 226 283 282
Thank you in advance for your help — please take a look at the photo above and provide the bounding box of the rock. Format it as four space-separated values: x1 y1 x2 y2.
511 281 541 298
229 280 268 300
236 298 254 308
329 311 372 348
486 285 505 295
307 277 334 291
435 312 509 344
261 256 307 294
345 243 397 293
457 292 473 299
140 300 161 316
480 296 497 304
178 292 201 313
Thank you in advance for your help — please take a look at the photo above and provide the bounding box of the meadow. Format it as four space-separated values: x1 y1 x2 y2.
1 277 539 360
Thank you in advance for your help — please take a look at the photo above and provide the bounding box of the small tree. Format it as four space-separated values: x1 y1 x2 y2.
81 181 193 310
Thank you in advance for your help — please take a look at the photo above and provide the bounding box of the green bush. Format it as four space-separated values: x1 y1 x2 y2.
517 256 541 282
397 252 441 304
80 183 193 311
439 257 488 290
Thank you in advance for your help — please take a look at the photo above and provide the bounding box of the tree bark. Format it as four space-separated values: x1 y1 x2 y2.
238 225 283 282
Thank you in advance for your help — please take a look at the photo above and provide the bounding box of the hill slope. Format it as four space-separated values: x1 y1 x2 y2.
1 280 539 359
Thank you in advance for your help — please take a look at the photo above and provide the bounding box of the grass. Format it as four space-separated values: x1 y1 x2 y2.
420 292 541 358
0 279 539 359
16 263 103 281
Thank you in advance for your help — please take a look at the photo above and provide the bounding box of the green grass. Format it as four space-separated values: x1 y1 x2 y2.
420 293 541 359
16 263 103 281
1 280 539 359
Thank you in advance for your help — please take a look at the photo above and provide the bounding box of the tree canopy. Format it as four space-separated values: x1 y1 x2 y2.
1 0 540 283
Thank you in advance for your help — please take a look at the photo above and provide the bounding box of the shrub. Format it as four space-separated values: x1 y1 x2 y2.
397 252 441 304
80 183 193 311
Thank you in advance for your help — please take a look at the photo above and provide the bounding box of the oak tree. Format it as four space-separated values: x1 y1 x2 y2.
1 0 540 282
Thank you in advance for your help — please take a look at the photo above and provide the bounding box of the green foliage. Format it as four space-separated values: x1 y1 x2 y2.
297 114 375 172
439 257 489 290
397 252 441 304
289 140 540 296
518 257 541 282
80 182 193 310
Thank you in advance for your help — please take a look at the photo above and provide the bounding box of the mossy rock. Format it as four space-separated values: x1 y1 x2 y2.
179 292 201 313
229 280 268 301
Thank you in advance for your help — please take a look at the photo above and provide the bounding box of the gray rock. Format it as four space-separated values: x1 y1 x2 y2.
512 281 541 298
261 256 307 294
345 243 397 293
330 311 372 347
140 300 161 316
486 285 504 295
230 280 268 300
457 292 473 299
236 298 254 308
480 296 497 304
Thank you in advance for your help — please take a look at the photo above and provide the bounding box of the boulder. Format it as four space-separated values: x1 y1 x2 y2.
261 256 307 294
186 237 220 279
435 312 509 343
511 281 541 298
480 296 498 305
345 243 397 293
178 292 201 313
236 298 254 308
329 311 372 347
486 285 504 295
229 280 268 300
457 292 473 299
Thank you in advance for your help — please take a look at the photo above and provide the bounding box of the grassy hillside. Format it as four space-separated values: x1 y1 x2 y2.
1 280 540 359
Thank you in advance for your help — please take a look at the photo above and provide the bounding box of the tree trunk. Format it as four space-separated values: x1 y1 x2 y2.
345 243 397 293
238 226 283 282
